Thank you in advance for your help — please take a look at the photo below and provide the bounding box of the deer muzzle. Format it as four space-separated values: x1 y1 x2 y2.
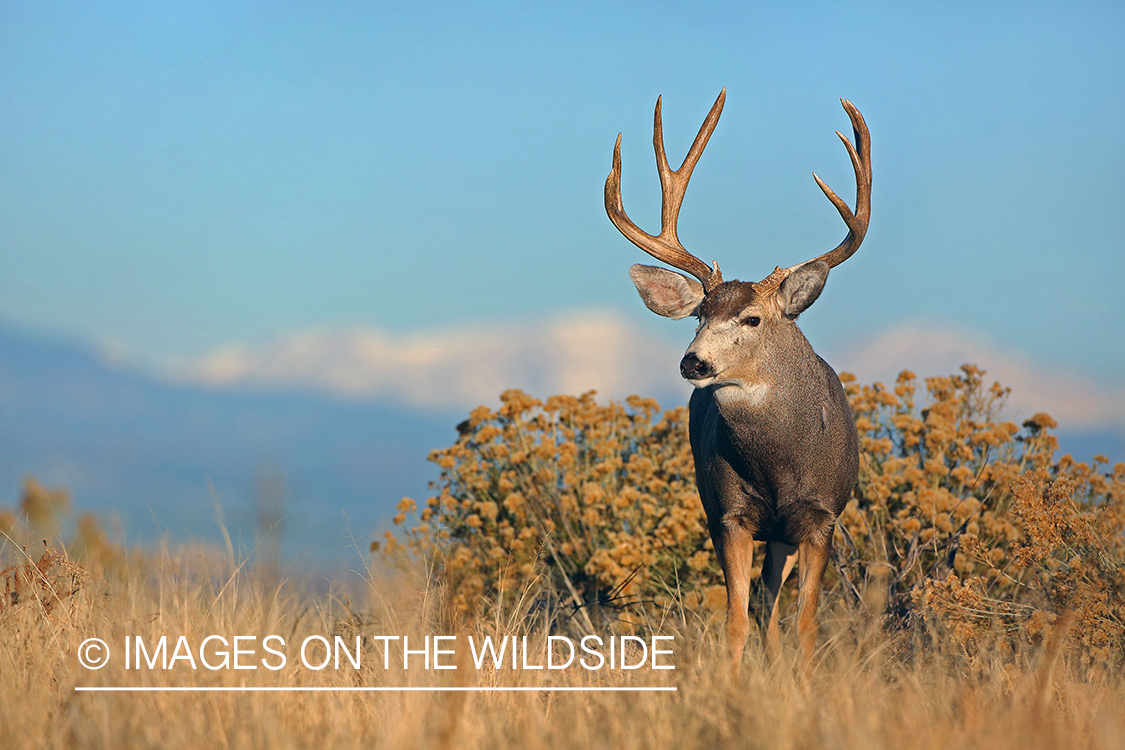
680 352 714 382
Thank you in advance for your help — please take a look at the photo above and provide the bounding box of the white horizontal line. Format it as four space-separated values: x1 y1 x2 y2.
75 686 676 693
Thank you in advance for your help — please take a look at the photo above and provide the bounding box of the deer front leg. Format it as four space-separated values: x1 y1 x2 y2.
714 521 756 674
761 541 798 654
796 535 833 670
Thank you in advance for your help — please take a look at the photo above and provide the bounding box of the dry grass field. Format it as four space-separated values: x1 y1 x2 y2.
2 368 1124 749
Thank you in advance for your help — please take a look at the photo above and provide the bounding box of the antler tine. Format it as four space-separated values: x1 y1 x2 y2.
810 99 871 268
605 89 726 291
757 99 871 292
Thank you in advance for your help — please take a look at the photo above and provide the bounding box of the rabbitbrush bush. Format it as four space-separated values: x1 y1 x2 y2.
380 391 721 626
385 367 1125 666
839 367 1125 669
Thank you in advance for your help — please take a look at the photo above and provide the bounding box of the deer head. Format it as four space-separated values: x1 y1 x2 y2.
605 90 871 392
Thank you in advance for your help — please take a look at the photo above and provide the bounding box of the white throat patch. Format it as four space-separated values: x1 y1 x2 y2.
714 381 770 408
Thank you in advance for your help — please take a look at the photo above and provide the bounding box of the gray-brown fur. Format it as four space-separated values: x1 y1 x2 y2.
604 92 872 670
688 317 858 549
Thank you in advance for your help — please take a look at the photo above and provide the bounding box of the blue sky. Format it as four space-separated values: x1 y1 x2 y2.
1 0 1123 386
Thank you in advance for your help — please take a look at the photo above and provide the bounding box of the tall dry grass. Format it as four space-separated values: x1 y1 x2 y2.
2 367 1124 748
1 536 1124 749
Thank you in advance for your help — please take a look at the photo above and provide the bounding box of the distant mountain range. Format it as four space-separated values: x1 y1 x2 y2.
0 325 462 567
1 321 1120 568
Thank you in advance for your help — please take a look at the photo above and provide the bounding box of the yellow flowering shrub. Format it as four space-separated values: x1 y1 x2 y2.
384 389 719 623
387 367 1125 664
0 477 125 575
840 366 1124 667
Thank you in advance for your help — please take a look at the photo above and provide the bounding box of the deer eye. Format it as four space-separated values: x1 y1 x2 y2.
742 316 761 327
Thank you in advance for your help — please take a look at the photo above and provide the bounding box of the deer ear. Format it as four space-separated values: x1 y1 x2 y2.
629 264 704 320
778 261 829 319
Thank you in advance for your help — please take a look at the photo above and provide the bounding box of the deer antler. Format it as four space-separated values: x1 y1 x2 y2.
755 99 872 293
605 89 726 292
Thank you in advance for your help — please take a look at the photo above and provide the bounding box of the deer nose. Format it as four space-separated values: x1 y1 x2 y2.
680 353 713 381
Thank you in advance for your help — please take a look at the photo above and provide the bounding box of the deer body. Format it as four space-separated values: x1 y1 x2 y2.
690 335 858 549
605 90 871 669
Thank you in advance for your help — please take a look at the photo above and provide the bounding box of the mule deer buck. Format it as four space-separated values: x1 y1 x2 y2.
604 89 870 669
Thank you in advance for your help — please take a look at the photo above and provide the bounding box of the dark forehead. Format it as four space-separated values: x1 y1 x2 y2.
698 281 759 319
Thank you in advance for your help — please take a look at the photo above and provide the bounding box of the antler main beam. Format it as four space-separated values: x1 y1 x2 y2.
605 89 726 292
756 99 872 293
